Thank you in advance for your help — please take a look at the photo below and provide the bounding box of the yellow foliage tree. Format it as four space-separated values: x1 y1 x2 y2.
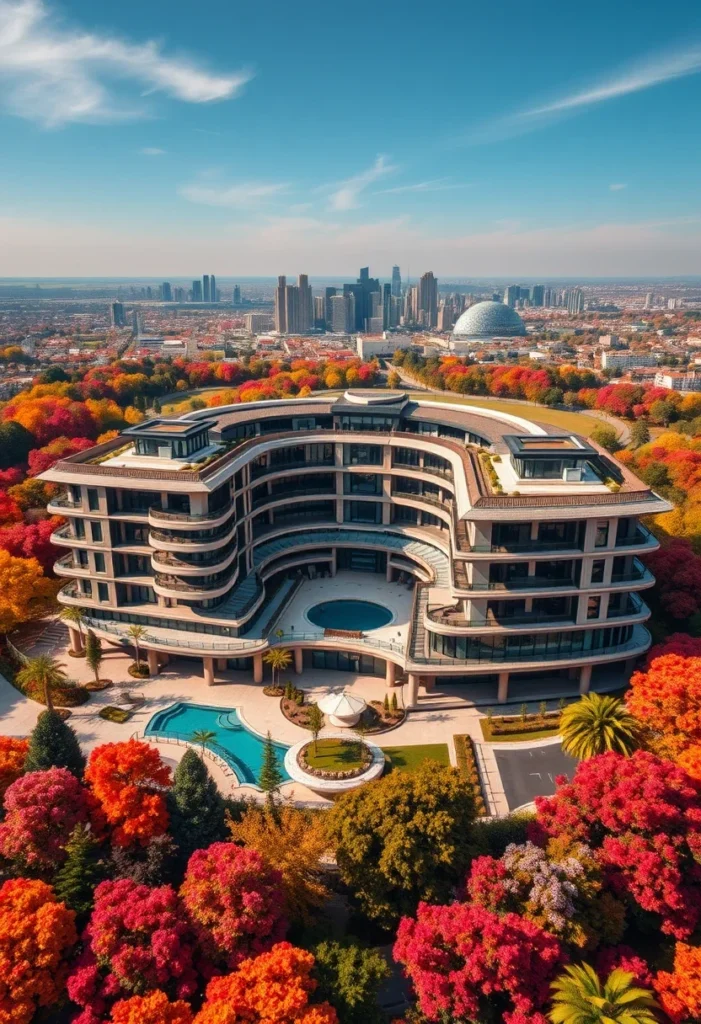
324 371 344 390
123 406 145 425
0 552 56 634
229 805 330 923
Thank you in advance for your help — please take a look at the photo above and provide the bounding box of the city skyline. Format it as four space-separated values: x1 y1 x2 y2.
3 0 701 275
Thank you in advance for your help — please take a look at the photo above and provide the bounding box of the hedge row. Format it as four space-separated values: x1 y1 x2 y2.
454 734 488 817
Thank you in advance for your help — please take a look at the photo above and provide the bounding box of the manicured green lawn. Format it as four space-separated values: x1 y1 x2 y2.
382 743 451 771
407 392 603 437
304 738 366 770
479 719 561 743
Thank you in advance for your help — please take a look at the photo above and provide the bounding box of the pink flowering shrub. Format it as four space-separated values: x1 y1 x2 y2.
0 767 98 871
531 751 701 939
66 878 198 1024
595 945 654 989
466 841 625 950
393 901 564 1024
180 843 287 971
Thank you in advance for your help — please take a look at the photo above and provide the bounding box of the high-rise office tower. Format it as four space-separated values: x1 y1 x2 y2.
298 274 313 332
391 266 401 298
344 266 380 331
192 280 203 302
314 295 326 329
174 287 185 302
504 285 520 307
274 276 287 333
417 271 438 328
567 288 584 314
329 294 353 333
110 302 125 327
383 282 392 330
233 285 241 306
645 292 654 309
324 287 337 326
285 283 300 334
530 284 544 307
161 282 172 302
131 308 142 336
210 274 217 302
202 275 211 303
343 282 363 330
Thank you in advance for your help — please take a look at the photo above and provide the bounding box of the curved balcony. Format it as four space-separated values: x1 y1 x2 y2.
153 567 238 601
425 595 648 635
46 496 81 515
148 505 234 530
459 559 654 596
251 485 336 511
151 541 238 576
149 521 237 553
54 553 90 576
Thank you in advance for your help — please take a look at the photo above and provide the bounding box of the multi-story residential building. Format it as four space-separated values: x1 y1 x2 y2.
43 391 668 707
601 352 659 370
654 371 701 392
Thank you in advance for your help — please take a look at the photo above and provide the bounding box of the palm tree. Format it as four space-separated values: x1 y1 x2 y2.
16 654 68 713
307 703 323 755
263 648 293 688
191 729 217 758
126 624 147 670
60 606 87 654
560 693 640 761
549 963 659 1024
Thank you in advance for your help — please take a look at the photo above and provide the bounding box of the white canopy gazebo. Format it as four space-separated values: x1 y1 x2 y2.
317 690 367 728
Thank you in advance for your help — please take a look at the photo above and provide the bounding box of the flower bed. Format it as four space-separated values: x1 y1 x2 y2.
298 738 373 780
454 734 488 816
481 710 561 741
263 685 284 697
369 700 406 732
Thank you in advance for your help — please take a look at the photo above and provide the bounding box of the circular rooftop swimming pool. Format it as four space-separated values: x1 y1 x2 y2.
307 599 392 631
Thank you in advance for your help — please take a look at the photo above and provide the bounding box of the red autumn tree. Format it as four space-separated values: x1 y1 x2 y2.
626 653 701 758
3 395 97 446
27 435 94 476
646 633 701 664
532 751 701 939
393 901 563 1024
108 990 194 1024
0 490 22 526
85 739 171 847
0 467 24 489
180 843 287 970
0 766 98 872
0 736 28 798
0 518 62 574
654 942 701 1024
0 878 77 1024
644 540 701 620
66 878 198 1024
193 942 338 1024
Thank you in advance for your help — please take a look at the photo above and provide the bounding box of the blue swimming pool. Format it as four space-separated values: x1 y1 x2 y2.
307 599 392 631
146 703 290 786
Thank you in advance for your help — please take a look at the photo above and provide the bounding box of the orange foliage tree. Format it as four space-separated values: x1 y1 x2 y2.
655 943 701 1023
85 739 171 847
108 990 194 1024
0 878 77 1024
193 943 338 1024
0 736 28 798
626 652 701 759
0 551 57 634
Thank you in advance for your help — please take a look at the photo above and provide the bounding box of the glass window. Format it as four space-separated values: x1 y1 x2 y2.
90 521 103 543
587 595 601 619
87 488 99 511
343 500 382 524
590 559 606 584
76 550 88 568
344 473 381 495
595 521 609 548
97 582 109 602
94 552 106 573
80 579 92 596
73 519 85 539
70 485 81 504
343 444 382 466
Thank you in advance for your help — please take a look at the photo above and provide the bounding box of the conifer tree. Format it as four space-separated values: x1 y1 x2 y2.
259 731 283 804
84 629 103 686
168 749 226 865
25 708 86 777
53 823 104 920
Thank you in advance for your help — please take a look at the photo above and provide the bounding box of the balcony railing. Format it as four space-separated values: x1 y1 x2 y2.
616 527 652 547
154 571 235 593
428 607 577 628
251 458 334 479
252 486 336 509
392 490 445 510
414 626 650 666
149 505 230 524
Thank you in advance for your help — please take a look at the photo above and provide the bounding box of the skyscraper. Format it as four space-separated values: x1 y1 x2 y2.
161 282 172 302
233 285 241 306
285 283 300 334
202 275 210 303
131 308 142 336
324 287 337 326
210 274 217 302
329 294 353 333
391 266 401 298
297 274 313 332
530 284 544 307
110 302 125 327
314 295 326 329
383 282 392 330
567 288 584 314
417 271 438 328
504 285 520 307
274 276 287 333
192 280 202 302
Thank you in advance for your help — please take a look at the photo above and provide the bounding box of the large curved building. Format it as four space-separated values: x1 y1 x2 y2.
43 390 669 708
453 300 527 338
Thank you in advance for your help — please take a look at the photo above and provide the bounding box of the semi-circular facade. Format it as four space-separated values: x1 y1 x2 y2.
43 390 670 707
453 300 527 338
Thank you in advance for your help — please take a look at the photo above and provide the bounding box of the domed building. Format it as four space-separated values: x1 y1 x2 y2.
453 300 527 339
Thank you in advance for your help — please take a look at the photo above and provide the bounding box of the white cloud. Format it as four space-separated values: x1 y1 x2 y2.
178 181 289 208
374 178 471 195
0 0 252 127
609 183 627 191
327 155 396 211
140 147 165 156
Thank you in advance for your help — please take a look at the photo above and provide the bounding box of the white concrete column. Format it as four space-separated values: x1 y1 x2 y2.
385 660 396 687
147 649 159 676
406 673 419 708
68 627 83 654
497 671 509 703
386 560 393 582
579 664 592 695
253 652 264 684
294 648 303 674
203 657 214 686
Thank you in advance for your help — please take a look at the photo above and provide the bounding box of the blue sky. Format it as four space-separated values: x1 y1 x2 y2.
2 0 701 277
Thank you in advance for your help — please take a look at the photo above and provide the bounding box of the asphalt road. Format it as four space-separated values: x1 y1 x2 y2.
494 743 578 811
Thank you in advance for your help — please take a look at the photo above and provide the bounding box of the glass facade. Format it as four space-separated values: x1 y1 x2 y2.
430 624 635 662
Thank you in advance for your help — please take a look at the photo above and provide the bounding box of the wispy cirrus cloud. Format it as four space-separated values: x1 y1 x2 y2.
178 180 290 208
609 183 627 191
326 155 396 211
373 178 471 195
465 42 701 144
0 0 252 127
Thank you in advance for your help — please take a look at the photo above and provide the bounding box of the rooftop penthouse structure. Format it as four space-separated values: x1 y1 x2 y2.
42 390 670 707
